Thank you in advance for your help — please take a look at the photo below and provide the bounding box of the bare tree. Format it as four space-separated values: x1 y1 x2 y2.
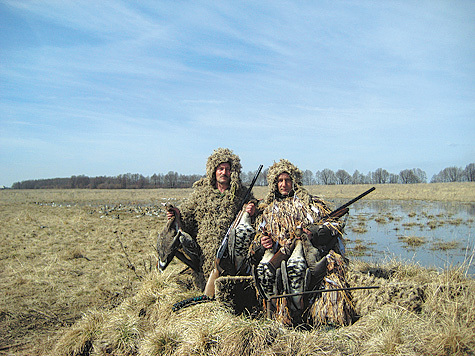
150 173 163 187
241 168 267 186
316 169 336 185
389 173 400 184
444 166 464 182
372 168 389 184
258 168 268 186
335 169 351 185
432 166 464 182
302 169 315 185
400 169 415 184
399 169 424 184
164 171 178 188
76 175 90 188
412 168 427 183
464 163 475 182
137 174 146 189
241 171 252 186
352 170 365 184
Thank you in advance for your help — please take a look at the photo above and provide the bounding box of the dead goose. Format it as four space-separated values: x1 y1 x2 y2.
227 208 256 275
156 203 201 273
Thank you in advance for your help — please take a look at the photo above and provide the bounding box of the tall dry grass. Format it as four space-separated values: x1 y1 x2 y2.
0 183 473 355
49 259 475 356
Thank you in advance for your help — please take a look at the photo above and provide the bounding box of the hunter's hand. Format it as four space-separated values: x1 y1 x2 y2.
261 233 273 249
166 207 181 220
245 202 256 216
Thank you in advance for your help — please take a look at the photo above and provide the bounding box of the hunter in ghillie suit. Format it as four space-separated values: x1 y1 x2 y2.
175 148 256 288
249 159 354 326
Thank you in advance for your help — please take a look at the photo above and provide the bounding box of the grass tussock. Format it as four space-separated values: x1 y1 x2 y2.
351 226 368 234
431 240 461 251
398 235 427 248
51 309 104 356
47 258 475 356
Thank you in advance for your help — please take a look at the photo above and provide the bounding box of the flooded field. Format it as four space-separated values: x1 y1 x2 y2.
341 199 475 275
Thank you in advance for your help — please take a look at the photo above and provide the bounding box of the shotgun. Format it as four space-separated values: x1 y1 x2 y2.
204 164 263 297
265 186 376 271
328 186 375 218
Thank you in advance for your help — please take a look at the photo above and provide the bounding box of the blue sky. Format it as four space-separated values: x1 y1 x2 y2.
1 1 474 186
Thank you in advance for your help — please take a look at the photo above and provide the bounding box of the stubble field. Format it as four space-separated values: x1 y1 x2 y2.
0 183 474 355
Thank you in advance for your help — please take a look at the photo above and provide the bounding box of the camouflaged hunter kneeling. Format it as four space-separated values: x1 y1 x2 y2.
249 159 355 326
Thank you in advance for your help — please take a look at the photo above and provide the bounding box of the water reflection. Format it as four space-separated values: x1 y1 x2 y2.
329 199 475 276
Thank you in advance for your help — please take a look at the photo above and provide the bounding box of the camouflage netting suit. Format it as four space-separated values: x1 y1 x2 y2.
251 159 345 264
249 159 353 326
179 148 254 281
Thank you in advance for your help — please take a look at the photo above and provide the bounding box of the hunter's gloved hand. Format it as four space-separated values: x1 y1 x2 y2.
307 224 336 247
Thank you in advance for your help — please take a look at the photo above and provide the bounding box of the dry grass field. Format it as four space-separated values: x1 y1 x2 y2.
0 183 474 355
303 182 475 202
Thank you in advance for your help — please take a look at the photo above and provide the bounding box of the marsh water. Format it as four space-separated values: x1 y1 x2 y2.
27 196 474 275
335 199 475 276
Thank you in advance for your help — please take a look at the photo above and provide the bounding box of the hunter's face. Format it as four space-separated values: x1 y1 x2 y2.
215 162 231 186
277 172 293 196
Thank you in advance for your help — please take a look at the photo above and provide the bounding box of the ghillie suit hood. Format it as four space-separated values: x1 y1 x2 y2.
263 159 313 206
179 148 251 279
204 147 242 197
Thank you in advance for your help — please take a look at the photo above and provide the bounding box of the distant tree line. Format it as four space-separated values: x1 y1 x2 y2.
430 164 475 183
11 172 203 190
10 163 474 189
